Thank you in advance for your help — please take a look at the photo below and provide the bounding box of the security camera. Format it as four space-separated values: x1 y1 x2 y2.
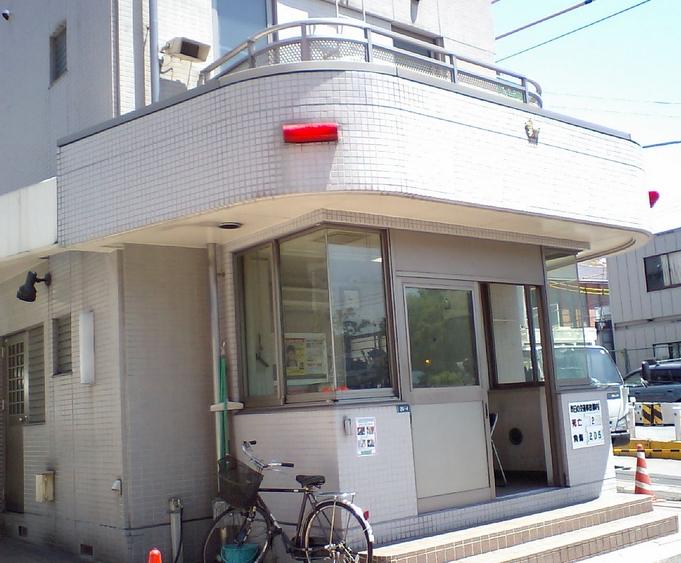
1 10 11 21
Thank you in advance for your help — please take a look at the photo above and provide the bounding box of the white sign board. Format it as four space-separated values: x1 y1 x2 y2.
356 417 376 456
569 400 605 449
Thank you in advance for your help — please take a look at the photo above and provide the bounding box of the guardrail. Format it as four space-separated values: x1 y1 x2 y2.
198 18 543 107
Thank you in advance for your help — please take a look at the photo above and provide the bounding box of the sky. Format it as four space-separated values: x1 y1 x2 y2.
492 0 681 233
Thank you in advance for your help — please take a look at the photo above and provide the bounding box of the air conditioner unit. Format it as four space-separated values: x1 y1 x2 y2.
162 37 210 62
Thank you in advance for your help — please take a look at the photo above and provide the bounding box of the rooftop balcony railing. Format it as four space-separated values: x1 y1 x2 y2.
199 18 542 107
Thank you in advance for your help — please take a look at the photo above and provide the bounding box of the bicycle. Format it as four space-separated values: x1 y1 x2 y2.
202 441 374 563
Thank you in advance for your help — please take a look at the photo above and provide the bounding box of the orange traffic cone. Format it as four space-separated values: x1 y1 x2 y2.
147 548 162 563
634 444 655 498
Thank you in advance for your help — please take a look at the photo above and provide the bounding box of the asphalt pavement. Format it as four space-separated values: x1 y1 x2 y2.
0 536 83 562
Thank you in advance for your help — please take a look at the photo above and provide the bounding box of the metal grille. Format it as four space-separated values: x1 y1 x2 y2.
50 26 67 83
309 39 366 62
254 43 302 67
8 341 25 416
28 326 45 424
53 315 72 374
373 46 451 80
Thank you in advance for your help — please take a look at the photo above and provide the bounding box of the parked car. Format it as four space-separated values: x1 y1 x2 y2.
553 345 629 446
625 359 681 403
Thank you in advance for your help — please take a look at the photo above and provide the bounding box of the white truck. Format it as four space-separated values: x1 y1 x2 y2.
553 345 630 446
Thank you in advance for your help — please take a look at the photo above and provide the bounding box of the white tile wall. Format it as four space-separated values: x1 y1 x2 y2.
121 244 215 562
0 251 127 561
58 69 645 247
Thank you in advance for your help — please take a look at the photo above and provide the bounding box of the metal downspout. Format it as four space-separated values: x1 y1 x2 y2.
148 0 160 103
208 244 225 464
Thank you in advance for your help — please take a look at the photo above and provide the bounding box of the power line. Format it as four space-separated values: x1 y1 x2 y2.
495 0 653 63
546 91 681 106
550 105 681 118
643 141 681 149
496 1 595 40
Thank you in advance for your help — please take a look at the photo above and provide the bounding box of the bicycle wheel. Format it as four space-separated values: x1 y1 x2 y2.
303 500 373 562
202 505 272 563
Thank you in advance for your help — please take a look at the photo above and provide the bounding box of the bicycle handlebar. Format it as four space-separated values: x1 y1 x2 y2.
241 440 295 471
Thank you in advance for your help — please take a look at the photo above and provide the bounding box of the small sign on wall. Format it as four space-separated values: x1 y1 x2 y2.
569 400 605 449
356 417 376 456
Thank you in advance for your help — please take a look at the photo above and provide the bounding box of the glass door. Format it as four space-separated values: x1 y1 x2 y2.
397 278 494 512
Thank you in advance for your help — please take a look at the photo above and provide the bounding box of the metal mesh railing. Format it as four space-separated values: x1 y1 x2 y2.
199 19 542 107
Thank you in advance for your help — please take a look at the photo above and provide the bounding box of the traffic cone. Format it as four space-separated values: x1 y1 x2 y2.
634 444 655 498
147 548 162 563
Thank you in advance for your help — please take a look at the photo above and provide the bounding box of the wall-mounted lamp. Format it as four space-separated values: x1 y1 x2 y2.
649 190 660 208
16 271 51 302
525 119 540 145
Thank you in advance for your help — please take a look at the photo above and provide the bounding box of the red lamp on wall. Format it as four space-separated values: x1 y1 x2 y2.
649 190 660 208
282 123 339 144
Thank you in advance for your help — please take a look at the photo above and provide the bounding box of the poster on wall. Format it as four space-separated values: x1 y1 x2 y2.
569 400 605 449
356 417 376 456
284 333 328 385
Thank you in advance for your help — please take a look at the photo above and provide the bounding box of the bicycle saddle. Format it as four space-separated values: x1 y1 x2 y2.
296 474 326 488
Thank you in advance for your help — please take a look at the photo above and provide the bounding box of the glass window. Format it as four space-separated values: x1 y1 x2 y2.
241 245 278 398
216 0 268 55
53 315 72 375
280 231 333 395
488 284 543 385
50 25 67 83
327 230 390 391
405 287 478 388
241 227 392 404
643 251 681 292
645 254 667 291
391 25 439 58
546 254 589 383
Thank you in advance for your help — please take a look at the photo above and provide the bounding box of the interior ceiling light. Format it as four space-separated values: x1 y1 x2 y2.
218 221 242 230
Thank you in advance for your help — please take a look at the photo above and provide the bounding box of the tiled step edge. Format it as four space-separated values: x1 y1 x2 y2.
372 495 653 563
459 509 678 563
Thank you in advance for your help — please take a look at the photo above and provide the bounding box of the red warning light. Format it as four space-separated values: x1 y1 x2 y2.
649 190 660 208
282 123 339 144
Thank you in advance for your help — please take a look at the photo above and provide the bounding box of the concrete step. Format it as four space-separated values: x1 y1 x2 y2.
372 494 653 562
459 508 678 563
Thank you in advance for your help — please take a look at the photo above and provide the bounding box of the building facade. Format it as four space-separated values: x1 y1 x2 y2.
608 228 681 373
0 1 650 561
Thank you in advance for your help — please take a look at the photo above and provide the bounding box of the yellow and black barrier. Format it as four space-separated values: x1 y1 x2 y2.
614 439 681 460
640 403 664 426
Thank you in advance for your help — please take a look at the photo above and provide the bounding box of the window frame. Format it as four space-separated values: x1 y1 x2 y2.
483 283 547 389
391 24 443 60
236 225 398 407
52 314 72 376
50 23 67 85
645 251 681 292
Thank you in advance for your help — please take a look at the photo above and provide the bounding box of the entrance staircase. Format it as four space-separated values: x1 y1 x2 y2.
371 493 677 562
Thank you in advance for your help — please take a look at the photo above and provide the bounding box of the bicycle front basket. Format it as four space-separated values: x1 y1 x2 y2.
218 455 263 509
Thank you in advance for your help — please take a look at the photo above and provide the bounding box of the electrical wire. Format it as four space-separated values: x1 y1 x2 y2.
496 1 595 40
496 0 653 63
643 140 681 149
550 105 681 118
545 91 681 105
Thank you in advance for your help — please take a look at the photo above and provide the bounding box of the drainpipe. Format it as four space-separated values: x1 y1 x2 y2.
169 497 183 563
148 0 160 102
208 244 226 462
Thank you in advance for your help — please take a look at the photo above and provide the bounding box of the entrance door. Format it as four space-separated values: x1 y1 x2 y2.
397 279 494 512
5 334 26 513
